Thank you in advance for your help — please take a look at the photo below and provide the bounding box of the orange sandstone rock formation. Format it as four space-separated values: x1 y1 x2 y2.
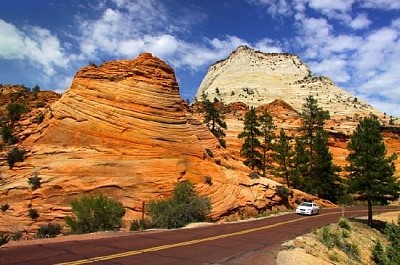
1 53 320 234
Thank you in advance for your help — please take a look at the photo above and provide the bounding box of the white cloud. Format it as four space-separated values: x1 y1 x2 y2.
0 19 69 76
350 13 371 29
361 0 400 10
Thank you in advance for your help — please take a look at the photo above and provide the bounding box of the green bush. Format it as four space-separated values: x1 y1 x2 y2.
65 194 125 234
6 147 25 168
28 208 39 220
147 181 211 229
1 203 10 212
1 122 17 145
0 233 10 246
130 219 154 231
205 148 213 158
6 103 28 122
372 240 388 265
36 223 62 238
28 173 41 190
338 217 351 230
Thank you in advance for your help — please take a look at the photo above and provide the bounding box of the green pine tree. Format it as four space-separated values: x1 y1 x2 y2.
258 109 276 177
201 93 227 148
346 116 399 226
272 129 295 188
238 107 262 171
292 136 309 190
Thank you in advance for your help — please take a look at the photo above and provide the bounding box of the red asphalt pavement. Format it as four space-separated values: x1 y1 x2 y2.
1 206 398 265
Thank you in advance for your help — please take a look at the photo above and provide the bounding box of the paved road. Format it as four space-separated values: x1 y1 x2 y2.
1 206 398 265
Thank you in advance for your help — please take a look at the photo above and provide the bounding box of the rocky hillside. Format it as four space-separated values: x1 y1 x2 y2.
0 53 329 235
196 45 398 134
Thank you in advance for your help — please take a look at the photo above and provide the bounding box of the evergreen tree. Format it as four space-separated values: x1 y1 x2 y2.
312 130 342 202
298 96 341 201
300 95 330 176
346 116 399 226
238 107 262 171
258 109 276 177
272 129 295 188
292 137 309 189
201 93 227 148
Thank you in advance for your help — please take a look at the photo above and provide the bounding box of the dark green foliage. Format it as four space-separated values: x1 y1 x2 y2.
372 240 388 265
28 208 39 220
238 107 262 171
0 233 10 246
371 221 400 265
32 84 40 99
6 147 25 169
204 176 212 185
275 185 290 204
205 148 213 158
130 219 154 231
272 129 295 188
1 122 18 145
201 93 227 148
346 116 399 226
1 203 10 212
338 217 351 230
35 113 44 124
295 96 341 202
36 223 62 238
258 109 276 178
6 103 28 122
147 181 211 229
65 195 125 234
36 100 46 108
28 173 41 190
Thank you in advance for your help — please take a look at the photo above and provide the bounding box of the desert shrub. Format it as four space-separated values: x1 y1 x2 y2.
1 203 10 212
130 219 154 231
36 223 62 238
36 100 46 108
6 147 25 168
1 122 17 145
328 251 340 262
65 194 125 234
147 181 211 229
205 148 213 158
372 240 388 265
338 217 351 230
276 185 289 199
35 113 44 124
204 176 213 185
6 103 28 122
28 173 41 190
11 230 22 241
0 233 10 246
28 208 39 220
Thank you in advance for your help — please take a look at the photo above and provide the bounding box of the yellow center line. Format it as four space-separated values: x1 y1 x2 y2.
56 210 367 265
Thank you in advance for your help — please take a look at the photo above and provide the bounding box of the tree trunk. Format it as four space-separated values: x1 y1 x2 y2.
367 199 373 227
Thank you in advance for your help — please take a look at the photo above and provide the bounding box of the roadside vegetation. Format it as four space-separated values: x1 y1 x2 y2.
280 215 399 265
131 180 211 230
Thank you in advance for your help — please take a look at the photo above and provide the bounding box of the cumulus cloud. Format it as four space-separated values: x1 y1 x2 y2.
350 13 371 29
361 0 400 10
0 19 69 76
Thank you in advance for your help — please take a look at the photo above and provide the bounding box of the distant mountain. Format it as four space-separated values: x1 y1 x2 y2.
195 45 396 132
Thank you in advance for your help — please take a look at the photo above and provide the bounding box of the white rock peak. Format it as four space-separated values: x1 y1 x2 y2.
195 45 384 120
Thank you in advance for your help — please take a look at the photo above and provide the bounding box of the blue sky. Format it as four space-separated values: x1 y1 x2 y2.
0 0 399 116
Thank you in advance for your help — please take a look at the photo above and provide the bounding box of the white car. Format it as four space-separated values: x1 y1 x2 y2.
295 202 320 215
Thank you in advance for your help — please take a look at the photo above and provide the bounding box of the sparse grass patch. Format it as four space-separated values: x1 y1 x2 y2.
130 219 154 231
338 217 351 230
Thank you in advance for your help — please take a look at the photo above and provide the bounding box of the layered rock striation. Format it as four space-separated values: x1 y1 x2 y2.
1 53 326 234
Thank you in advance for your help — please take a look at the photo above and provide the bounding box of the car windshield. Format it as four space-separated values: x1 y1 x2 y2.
300 202 312 207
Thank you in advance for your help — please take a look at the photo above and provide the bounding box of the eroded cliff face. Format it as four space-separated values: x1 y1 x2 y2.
1 53 322 234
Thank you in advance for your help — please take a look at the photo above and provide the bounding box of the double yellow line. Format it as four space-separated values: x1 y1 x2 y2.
56 210 358 265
